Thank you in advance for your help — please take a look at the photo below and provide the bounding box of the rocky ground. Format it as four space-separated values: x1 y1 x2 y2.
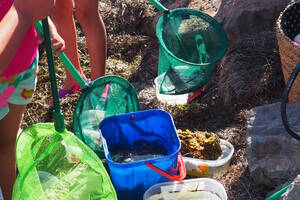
21 0 290 199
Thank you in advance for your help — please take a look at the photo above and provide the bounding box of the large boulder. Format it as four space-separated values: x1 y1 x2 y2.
188 0 292 45
214 0 292 45
246 100 300 187
217 31 284 105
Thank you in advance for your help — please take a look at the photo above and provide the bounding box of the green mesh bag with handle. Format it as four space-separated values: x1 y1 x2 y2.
73 75 139 159
150 0 228 94
12 123 117 200
34 22 140 160
12 19 117 200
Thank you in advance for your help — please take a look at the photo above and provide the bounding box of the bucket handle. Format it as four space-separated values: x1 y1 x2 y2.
145 153 186 181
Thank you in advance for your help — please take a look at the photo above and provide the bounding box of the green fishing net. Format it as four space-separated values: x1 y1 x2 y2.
12 123 117 200
156 8 228 94
73 75 139 159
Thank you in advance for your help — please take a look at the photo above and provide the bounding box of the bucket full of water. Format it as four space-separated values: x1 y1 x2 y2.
99 109 186 200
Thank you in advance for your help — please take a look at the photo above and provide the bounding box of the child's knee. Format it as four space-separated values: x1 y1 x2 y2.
53 0 74 19
75 0 98 23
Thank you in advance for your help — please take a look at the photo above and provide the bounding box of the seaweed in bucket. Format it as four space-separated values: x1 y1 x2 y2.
178 129 222 160
110 140 167 163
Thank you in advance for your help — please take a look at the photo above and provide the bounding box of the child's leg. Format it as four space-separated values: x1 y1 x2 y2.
0 104 26 200
52 0 82 90
75 0 107 80
0 54 38 199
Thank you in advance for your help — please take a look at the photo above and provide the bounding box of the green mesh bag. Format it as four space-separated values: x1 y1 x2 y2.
34 21 139 160
12 19 117 200
73 75 139 159
155 8 228 94
12 123 117 200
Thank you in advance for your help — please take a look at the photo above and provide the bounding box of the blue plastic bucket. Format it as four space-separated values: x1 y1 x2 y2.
99 109 185 200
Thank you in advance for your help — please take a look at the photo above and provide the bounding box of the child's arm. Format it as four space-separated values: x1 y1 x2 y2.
0 0 55 73
0 5 32 73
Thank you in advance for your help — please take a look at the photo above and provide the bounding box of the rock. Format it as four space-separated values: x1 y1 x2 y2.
214 0 292 45
217 31 284 105
246 100 300 187
281 175 300 200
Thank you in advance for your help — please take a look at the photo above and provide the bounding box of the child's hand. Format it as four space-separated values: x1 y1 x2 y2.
35 18 65 55
13 0 55 23
48 18 65 55
50 27 65 56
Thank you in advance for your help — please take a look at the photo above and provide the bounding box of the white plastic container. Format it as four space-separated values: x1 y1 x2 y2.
183 139 234 178
154 77 205 105
143 178 227 200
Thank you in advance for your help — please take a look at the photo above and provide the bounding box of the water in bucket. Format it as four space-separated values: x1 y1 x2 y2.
110 140 167 163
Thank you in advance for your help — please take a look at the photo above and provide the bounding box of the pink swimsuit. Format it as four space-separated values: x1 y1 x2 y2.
0 0 38 78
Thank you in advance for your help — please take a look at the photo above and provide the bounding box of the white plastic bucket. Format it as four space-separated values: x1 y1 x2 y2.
143 178 227 200
183 139 234 178
154 77 205 105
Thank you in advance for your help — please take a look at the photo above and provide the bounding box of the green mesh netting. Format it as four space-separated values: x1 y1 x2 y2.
73 75 139 159
12 123 117 200
156 8 228 94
